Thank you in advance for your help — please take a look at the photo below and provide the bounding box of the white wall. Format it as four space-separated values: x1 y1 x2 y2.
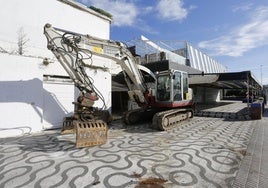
0 0 110 57
0 54 44 136
205 88 221 102
193 86 221 103
0 0 112 137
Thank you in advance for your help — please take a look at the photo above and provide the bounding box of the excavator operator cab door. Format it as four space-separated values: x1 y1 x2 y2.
156 70 190 103
156 73 171 102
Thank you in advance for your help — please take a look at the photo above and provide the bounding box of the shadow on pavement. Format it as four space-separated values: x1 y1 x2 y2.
109 119 159 134
0 131 78 152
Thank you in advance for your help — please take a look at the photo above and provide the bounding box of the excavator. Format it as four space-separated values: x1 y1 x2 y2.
43 23 194 148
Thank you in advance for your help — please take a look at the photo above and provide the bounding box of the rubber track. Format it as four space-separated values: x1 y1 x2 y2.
151 108 190 131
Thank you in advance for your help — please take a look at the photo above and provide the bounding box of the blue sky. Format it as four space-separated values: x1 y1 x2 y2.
77 0 268 85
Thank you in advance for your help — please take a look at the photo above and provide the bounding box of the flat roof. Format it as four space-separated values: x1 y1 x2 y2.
57 0 112 22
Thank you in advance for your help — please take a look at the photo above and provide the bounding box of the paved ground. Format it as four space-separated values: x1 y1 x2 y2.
233 108 268 188
0 101 267 188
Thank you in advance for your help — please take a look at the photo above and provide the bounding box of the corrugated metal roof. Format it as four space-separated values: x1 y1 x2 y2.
187 43 227 73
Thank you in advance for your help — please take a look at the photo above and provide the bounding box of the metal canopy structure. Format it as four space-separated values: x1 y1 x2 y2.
189 71 262 90
113 62 263 92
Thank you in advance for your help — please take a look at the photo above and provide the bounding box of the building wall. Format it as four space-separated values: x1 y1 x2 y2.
0 55 44 136
193 86 221 103
187 43 227 73
0 0 110 56
0 0 112 137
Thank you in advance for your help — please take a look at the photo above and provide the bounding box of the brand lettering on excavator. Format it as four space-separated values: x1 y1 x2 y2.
92 46 103 54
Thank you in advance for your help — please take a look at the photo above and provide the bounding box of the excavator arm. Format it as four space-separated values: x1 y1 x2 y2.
43 24 156 147
44 23 155 107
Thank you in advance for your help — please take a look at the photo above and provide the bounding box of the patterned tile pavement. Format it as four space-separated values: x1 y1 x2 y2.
232 108 268 188
0 102 266 188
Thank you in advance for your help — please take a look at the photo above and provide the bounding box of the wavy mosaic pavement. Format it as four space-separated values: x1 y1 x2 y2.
0 117 255 188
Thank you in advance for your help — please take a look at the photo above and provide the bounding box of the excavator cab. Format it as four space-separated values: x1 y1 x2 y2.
156 70 191 105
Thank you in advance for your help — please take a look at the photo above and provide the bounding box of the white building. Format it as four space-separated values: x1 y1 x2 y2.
0 0 112 137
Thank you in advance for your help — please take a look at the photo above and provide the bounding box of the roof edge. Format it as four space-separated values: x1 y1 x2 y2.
57 0 112 23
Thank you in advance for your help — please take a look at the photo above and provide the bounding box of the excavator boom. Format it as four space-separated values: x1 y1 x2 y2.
44 24 156 106
43 23 156 147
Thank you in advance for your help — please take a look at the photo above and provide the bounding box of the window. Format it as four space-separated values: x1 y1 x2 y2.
173 72 182 101
182 73 188 100
157 75 171 101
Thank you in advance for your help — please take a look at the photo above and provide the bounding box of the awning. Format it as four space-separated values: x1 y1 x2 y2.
189 71 262 90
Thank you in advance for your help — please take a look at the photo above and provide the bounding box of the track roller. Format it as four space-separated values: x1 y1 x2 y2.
152 109 193 131
123 108 144 125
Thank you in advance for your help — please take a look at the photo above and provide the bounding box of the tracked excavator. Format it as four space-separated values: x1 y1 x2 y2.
44 23 194 147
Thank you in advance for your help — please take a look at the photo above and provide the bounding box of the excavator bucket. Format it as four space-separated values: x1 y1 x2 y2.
74 120 108 148
62 117 75 134
61 117 108 148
